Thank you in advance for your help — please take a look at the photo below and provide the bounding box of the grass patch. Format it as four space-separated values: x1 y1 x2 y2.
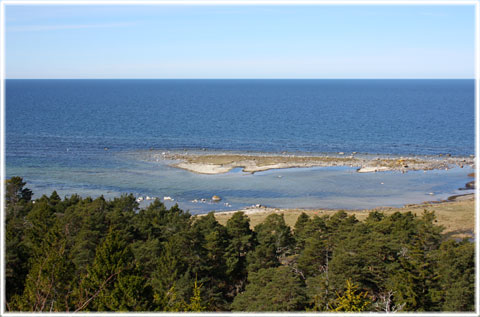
212 196 475 239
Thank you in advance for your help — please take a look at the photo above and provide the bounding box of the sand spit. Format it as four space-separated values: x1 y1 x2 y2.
161 152 474 175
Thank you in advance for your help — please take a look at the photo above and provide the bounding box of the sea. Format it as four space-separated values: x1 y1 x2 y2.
5 79 475 213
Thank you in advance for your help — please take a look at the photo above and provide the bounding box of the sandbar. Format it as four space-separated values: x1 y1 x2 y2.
159 152 474 175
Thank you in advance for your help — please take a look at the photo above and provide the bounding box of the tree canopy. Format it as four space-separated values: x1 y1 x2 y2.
4 177 475 312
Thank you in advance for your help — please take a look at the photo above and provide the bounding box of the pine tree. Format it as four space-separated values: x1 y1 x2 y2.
76 228 149 311
434 239 474 311
330 279 370 312
231 266 307 311
185 277 206 312
293 212 311 251
12 224 76 312
5 176 32 207
224 212 255 297
5 178 33 304
151 238 182 310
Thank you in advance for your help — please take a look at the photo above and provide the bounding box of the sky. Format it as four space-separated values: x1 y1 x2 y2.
4 4 476 79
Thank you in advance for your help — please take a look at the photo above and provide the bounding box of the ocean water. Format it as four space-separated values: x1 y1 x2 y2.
6 79 475 213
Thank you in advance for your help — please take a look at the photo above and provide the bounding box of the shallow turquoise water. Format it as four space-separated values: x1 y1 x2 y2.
6 79 474 213
7 150 474 214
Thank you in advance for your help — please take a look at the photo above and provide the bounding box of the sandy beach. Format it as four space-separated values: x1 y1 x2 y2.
159 151 474 175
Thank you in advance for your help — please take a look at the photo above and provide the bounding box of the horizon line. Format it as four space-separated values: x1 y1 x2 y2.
4 77 475 80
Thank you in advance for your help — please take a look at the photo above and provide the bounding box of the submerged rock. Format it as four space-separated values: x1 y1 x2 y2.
466 181 475 189
459 180 475 190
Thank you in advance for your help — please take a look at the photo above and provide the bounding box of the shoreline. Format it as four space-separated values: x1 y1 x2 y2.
154 151 475 175
210 193 475 239
213 193 475 217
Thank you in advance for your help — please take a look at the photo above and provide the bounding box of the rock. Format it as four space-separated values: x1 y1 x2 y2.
212 195 221 201
459 181 475 190
448 193 474 201
357 166 390 173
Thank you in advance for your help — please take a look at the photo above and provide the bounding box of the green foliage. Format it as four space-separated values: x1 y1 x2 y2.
297 236 327 278
4 179 475 312
435 239 475 311
231 266 307 311
151 238 184 310
385 211 444 311
5 178 33 303
305 274 336 311
247 214 294 272
185 278 207 312
152 277 207 312
190 212 230 310
6 176 32 207
293 212 310 250
224 212 255 298
79 229 150 311
331 279 371 312
10 223 76 312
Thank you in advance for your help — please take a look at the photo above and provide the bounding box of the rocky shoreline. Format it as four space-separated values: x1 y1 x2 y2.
211 193 475 218
155 151 475 175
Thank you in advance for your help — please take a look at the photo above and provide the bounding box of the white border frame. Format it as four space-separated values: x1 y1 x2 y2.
0 0 478 316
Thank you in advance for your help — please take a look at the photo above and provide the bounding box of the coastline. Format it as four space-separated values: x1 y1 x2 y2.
157 151 475 175
210 193 475 240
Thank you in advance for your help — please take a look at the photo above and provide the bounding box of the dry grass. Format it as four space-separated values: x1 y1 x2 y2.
212 195 475 239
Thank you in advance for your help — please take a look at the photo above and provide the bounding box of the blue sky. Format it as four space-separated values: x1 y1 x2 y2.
5 4 476 79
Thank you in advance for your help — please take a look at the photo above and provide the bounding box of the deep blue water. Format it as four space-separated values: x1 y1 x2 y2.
5 79 475 212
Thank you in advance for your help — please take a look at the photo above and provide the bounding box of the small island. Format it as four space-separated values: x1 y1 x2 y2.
159 151 474 175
